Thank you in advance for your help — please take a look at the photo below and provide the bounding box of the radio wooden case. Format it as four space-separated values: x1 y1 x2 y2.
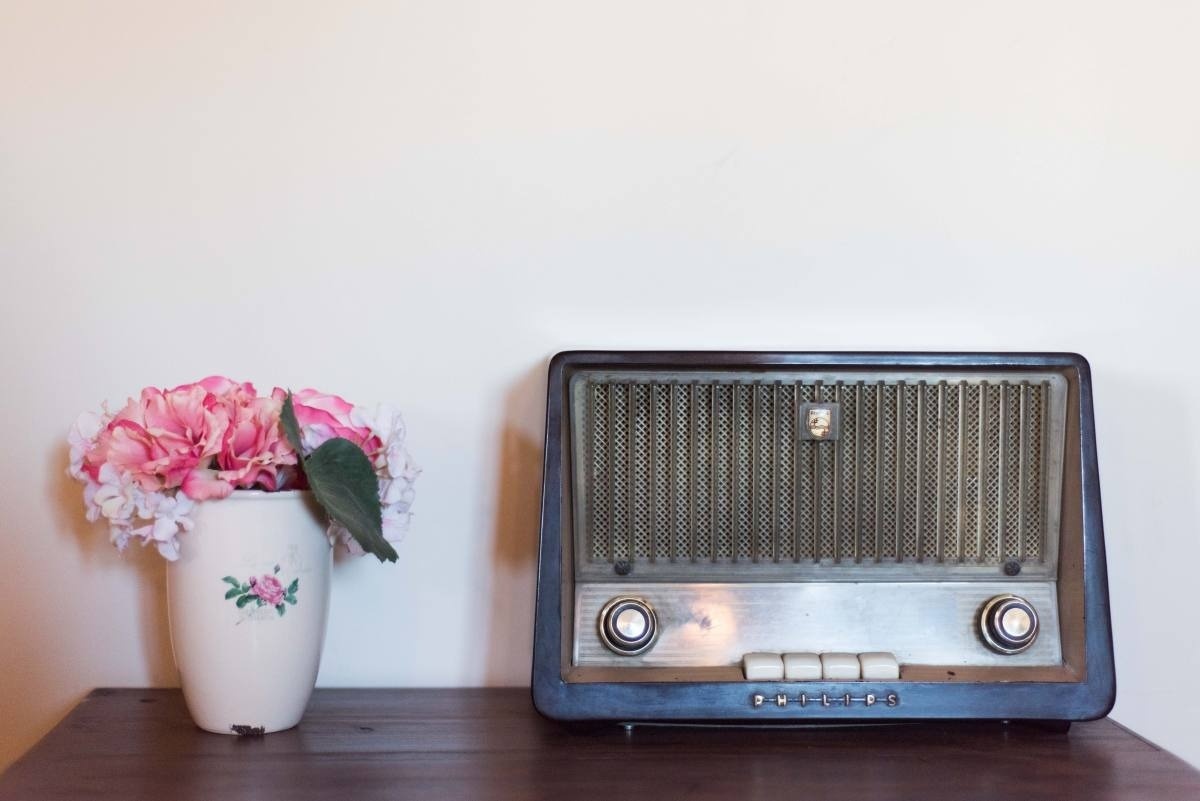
532 352 1115 724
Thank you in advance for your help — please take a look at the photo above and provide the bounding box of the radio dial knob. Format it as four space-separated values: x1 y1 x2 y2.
980 594 1040 654
599 597 657 656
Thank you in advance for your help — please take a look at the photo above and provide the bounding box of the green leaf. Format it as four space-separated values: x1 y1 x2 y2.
276 605 286 617
224 587 243 600
305 437 397 563
240 584 250 594
222 576 241 587
287 578 299 595
284 594 297 605
236 594 257 608
280 392 304 457
256 598 265 607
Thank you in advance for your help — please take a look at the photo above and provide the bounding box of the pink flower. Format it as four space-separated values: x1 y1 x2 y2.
179 376 256 397
272 387 381 455
68 411 106 480
249 574 285 606
86 384 230 495
213 394 299 491
181 468 234 501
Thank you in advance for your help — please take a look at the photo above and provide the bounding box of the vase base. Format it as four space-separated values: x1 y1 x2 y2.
192 719 301 736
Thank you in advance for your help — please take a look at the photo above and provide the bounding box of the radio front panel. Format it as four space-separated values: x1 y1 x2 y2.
573 581 1063 669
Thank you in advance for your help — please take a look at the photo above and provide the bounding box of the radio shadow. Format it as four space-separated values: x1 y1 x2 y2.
483 361 547 685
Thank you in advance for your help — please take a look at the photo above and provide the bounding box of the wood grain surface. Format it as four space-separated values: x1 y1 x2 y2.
1 688 1196 801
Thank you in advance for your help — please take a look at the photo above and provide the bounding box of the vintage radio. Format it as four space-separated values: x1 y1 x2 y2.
532 352 1115 725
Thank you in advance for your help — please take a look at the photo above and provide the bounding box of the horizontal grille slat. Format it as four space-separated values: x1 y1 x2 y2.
580 376 1056 572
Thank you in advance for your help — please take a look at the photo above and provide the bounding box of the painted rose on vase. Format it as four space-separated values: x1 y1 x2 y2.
223 565 299 622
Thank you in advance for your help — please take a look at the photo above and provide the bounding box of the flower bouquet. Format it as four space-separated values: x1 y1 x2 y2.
68 377 418 562
68 377 418 733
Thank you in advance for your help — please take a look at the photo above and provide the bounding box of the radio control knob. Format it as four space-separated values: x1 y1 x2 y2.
980 594 1040 654
598 597 657 656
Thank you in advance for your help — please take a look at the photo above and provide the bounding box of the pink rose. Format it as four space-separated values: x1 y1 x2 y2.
178 376 257 397
249 574 285 606
140 384 228 478
213 394 299 492
271 388 381 456
86 384 230 495
180 467 234 501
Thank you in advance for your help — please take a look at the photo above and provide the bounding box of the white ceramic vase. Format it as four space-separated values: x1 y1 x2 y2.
166 490 332 734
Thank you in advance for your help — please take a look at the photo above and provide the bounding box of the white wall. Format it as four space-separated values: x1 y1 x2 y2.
2 0 1198 772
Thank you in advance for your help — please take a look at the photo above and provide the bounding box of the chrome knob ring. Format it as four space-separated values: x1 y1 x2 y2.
980 594 1040 655
598 597 657 656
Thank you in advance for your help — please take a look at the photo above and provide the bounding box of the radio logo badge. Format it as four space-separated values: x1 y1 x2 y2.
807 408 832 439
800 404 840 441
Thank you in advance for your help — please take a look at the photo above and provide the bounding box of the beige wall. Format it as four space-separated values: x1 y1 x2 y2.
2 0 1198 771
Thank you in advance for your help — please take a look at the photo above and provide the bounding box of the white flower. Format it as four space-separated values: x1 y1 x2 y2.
381 503 412 542
319 403 421 556
84 464 148 552
351 404 414 476
82 464 195 560
135 491 195 561
91 464 140 525
351 404 405 446
329 522 364 556
82 478 103 523
67 411 105 480
109 522 135 552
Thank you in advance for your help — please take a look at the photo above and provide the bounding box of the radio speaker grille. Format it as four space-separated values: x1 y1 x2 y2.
578 377 1056 572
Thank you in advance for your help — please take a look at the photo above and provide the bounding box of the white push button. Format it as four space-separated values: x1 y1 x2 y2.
743 653 784 681
858 652 900 680
613 607 648 641
783 653 822 680
820 652 861 680
1000 607 1033 639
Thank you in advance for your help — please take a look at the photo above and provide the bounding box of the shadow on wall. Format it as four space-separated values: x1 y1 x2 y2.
50 444 178 685
0 446 179 768
483 361 548 686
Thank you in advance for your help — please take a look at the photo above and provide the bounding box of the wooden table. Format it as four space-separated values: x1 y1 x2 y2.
2 688 1197 800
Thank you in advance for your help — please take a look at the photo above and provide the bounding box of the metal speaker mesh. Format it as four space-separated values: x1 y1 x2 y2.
576 374 1060 576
